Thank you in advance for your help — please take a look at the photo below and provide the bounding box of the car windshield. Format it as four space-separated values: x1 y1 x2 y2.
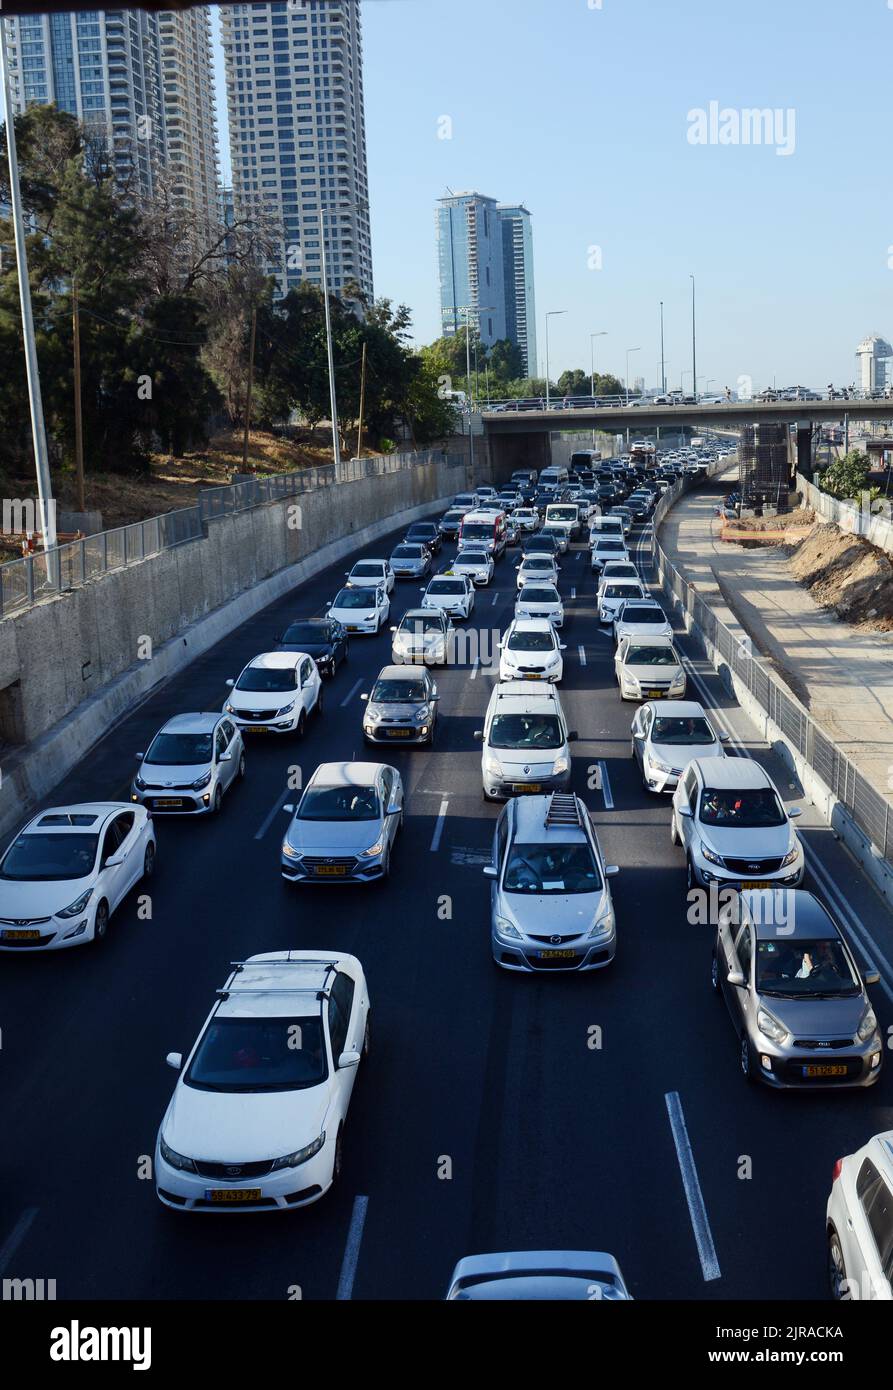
408 527 435 539
621 607 665 624
281 622 328 645
699 787 786 827
524 558 554 569
371 679 428 702
503 841 602 895
145 732 214 765
392 546 423 560
548 508 577 521
489 714 562 749
185 1016 327 1092
443 511 463 523
508 631 555 652
297 784 380 821
598 542 626 553
755 940 860 998
350 563 383 578
461 524 493 541
0 832 99 881
625 644 677 665
429 581 465 595
520 587 560 603
399 616 444 634
454 496 475 507
333 588 378 609
458 551 487 563
236 665 297 692
603 566 638 580
604 585 642 600
652 716 714 745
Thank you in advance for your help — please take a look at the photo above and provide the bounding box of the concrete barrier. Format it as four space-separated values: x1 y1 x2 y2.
0 453 471 841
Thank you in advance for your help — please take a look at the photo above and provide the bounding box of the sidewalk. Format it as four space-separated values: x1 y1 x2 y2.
659 465 893 799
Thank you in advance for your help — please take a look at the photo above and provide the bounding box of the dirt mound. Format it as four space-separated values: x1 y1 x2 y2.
787 522 893 631
734 507 816 534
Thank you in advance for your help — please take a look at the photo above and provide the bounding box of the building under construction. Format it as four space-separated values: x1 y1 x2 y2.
739 423 792 509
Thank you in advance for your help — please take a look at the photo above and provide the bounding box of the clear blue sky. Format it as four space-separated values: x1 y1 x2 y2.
6 0 893 391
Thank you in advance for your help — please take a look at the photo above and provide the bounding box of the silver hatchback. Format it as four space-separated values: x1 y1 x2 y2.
485 792 619 972
132 713 244 815
361 665 439 746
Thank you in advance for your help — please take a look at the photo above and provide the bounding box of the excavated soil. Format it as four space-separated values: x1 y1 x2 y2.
786 522 893 632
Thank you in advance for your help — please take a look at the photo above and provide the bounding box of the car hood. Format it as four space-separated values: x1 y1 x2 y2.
755 992 868 1039
622 661 682 679
487 748 563 772
649 740 720 768
227 688 297 713
162 1082 330 1163
329 604 376 622
697 822 796 856
139 761 209 784
501 889 610 935
617 623 672 639
392 557 424 569
394 630 444 647
367 700 428 719
0 875 93 918
285 817 385 854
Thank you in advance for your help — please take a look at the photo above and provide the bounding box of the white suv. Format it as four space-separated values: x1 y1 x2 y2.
827 1130 893 1300
475 680 577 801
498 618 566 683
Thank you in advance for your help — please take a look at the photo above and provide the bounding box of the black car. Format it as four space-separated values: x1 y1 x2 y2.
523 532 561 557
438 509 464 540
404 522 442 556
533 487 553 511
596 483 617 506
275 618 348 677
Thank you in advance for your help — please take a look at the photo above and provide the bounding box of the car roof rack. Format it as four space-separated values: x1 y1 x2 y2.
217 957 339 1001
544 792 584 829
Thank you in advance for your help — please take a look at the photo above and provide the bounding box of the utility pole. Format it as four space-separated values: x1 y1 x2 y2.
689 274 697 401
356 339 367 459
0 24 58 561
659 300 666 395
241 307 257 471
72 274 86 512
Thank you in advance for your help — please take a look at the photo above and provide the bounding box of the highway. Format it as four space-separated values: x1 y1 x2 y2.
1 497 891 1302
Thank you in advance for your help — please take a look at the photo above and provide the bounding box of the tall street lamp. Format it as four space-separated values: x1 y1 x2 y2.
545 310 567 409
689 273 697 402
625 347 641 406
590 331 607 399
659 301 666 395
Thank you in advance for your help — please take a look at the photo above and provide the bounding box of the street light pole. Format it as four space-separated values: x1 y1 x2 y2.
1 24 57 558
625 346 641 406
689 273 697 401
545 310 567 409
319 206 341 467
659 300 666 395
590 330 607 399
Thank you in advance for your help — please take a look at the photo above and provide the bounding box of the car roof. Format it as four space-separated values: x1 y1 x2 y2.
24 803 125 833
244 650 302 669
489 681 561 714
509 617 554 633
159 712 224 734
741 890 838 942
510 793 590 845
646 700 708 718
692 757 770 788
374 664 430 682
400 607 438 619
215 951 356 1021
308 760 390 789
621 634 675 648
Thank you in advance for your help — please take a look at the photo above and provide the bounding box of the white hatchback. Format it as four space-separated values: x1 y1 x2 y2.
499 618 566 683
451 548 495 587
827 1130 893 1300
516 554 560 590
155 951 370 1212
515 583 564 628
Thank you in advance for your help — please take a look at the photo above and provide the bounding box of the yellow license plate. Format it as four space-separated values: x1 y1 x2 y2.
524 673 542 680
515 783 541 793
387 729 414 737
205 1188 262 1203
314 864 348 876
248 726 271 734
538 949 577 959
742 880 772 890
645 689 663 698
2 929 41 940
803 1064 847 1078
155 798 184 807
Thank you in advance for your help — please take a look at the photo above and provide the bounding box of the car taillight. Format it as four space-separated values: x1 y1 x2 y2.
832 1159 843 1183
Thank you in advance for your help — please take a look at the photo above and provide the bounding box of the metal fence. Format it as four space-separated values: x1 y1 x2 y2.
652 476 893 862
0 447 464 619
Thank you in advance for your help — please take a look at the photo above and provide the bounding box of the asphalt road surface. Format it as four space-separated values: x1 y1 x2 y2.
1 500 891 1302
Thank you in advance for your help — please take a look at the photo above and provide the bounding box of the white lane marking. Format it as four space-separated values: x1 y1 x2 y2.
578 645 587 667
340 678 363 708
430 798 449 852
665 1092 721 1282
599 760 614 810
677 650 893 1007
336 1195 369 1301
255 789 292 840
469 657 480 681
0 1207 39 1276
571 586 577 599
491 591 498 605
451 845 492 866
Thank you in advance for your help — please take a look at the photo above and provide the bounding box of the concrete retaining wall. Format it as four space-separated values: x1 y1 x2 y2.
798 471 893 556
1 452 471 840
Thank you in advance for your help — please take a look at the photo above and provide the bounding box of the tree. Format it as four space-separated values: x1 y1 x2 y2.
488 338 524 382
819 451 870 501
557 368 589 396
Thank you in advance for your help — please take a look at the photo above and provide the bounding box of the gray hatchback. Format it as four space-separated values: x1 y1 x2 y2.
485 792 619 972
712 890 882 1089
361 665 439 746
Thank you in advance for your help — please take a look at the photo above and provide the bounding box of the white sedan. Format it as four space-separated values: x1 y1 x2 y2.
613 600 674 646
0 803 156 951
344 558 395 595
516 555 560 590
614 636 686 701
515 583 565 628
513 508 540 533
498 618 566 683
224 651 323 735
451 548 495 587
154 951 370 1212
630 700 728 793
326 583 391 635
421 574 476 620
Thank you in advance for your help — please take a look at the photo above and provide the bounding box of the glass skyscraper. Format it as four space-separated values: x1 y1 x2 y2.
497 204 537 378
436 191 536 369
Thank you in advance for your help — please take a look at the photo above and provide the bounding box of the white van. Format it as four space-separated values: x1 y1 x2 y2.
545 502 582 541
539 465 569 490
475 680 577 801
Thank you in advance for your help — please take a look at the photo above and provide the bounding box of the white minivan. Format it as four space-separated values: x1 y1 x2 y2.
539 465 569 490
545 502 582 542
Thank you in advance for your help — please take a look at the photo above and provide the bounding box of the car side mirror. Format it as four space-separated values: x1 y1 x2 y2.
225 678 234 687
605 864 620 877
559 644 567 651
719 732 730 742
787 807 802 819
135 751 144 760
386 803 402 816
568 731 579 742
483 865 498 879
864 969 881 987
219 751 232 762
677 803 692 817
390 626 397 632
727 969 746 989
360 693 369 702
430 694 440 701
474 730 483 741
338 1050 361 1069
282 804 295 814
166 1052 183 1070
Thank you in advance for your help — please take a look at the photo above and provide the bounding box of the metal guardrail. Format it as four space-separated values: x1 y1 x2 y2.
0 447 464 619
652 475 893 863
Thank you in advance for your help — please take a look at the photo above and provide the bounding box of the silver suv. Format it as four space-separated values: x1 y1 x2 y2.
485 792 619 972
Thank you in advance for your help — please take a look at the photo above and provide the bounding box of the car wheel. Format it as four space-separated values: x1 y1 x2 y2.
212 784 223 814
296 711 307 739
362 1013 371 1059
740 1032 757 1082
381 846 391 880
332 1127 344 1185
670 814 680 846
686 855 695 891
710 950 721 993
143 842 156 879
828 1229 850 1300
93 899 110 945
316 688 324 718
238 751 246 779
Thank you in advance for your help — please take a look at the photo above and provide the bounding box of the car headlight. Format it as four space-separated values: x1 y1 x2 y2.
225 703 236 714
588 908 615 940
414 705 431 720
857 1006 878 1042
191 770 212 790
276 701 296 717
57 888 94 919
621 673 638 689
282 842 302 859
160 1136 197 1173
361 838 385 858
552 754 570 775
494 915 522 941
781 843 801 867
669 672 685 688
648 757 673 775
134 774 147 791
700 843 724 866
757 1007 788 1044
271 1133 326 1170
483 752 503 775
